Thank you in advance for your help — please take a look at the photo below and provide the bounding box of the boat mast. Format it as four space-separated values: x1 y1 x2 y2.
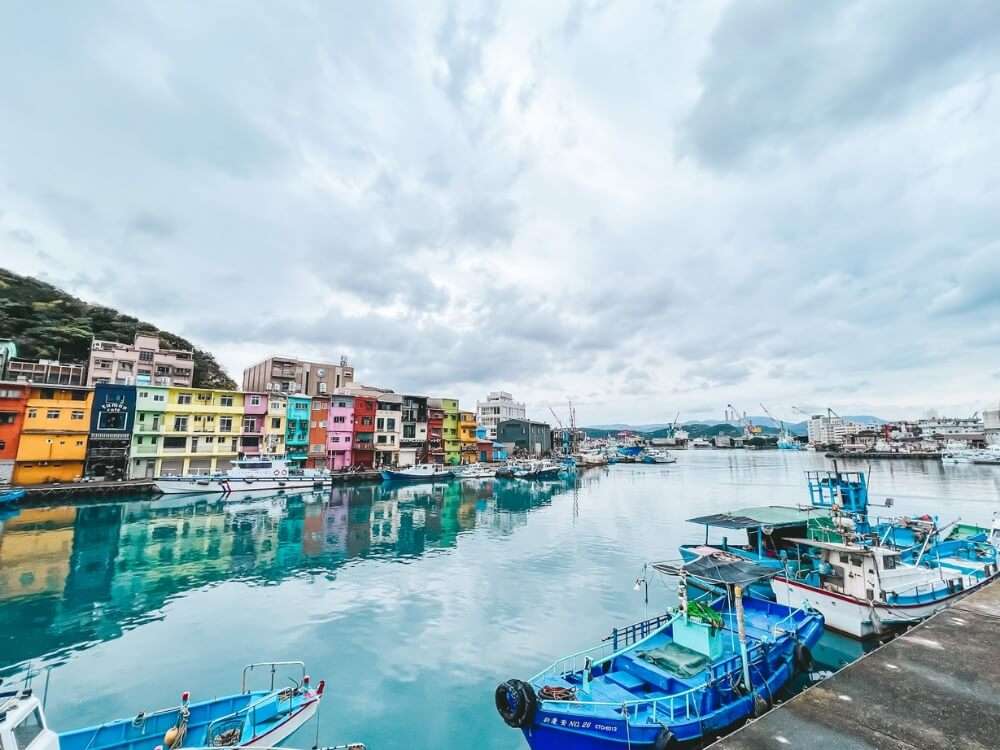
734 585 752 693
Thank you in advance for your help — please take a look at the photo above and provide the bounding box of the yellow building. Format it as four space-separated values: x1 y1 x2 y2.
12 385 93 484
459 410 478 464
155 386 245 476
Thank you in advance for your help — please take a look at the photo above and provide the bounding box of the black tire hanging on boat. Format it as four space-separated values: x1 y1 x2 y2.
794 643 812 671
753 693 770 718
495 679 538 728
653 727 675 749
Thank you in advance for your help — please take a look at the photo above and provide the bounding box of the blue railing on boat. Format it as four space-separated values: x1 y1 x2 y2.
605 613 674 651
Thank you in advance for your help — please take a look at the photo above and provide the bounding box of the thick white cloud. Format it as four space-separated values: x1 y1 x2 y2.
2 0 998 423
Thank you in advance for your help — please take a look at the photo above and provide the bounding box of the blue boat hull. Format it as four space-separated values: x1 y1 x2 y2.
0 489 26 506
380 470 453 482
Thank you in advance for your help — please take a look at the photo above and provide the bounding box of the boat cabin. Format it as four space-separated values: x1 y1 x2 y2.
0 690 58 750
685 505 826 562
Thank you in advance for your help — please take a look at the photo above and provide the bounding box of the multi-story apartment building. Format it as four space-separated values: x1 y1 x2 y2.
441 398 460 465
88 333 194 387
806 414 860 446
262 394 287 456
240 393 268 456
399 395 428 467
308 396 330 469
0 382 30 484
138 386 244 477
130 386 168 478
13 385 93 484
285 395 311 465
5 358 86 387
328 395 355 469
916 417 985 443
83 383 136 480
375 394 402 467
459 411 478 464
242 355 355 397
352 396 377 468
426 399 444 464
476 391 526 440
985 407 1000 446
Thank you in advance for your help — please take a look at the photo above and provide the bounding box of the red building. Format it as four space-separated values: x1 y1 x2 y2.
351 396 377 468
0 382 30 485
427 400 445 464
476 439 493 463
307 396 330 469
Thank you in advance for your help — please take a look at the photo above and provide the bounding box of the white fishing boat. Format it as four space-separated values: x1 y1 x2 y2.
155 457 331 496
641 448 677 464
455 464 497 479
690 437 713 449
381 463 454 482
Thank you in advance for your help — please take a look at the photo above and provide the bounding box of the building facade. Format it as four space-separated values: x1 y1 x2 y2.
426 399 445 464
352 396 377 468
13 385 93 484
5 359 86 387
476 391 526 440
242 356 355 397
147 386 244 476
263 394 287 456
807 414 856 446
130 386 168 478
84 384 137 479
375 394 402 467
88 333 194 387
497 419 552 456
285 395 311 466
0 382 30 484
307 396 330 469
441 398 460 465
239 392 268 456
916 417 985 444
985 408 1000 446
327 395 355 469
400 395 428 468
459 411 478 464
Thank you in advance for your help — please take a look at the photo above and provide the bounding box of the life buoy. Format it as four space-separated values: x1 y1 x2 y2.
794 643 812 671
495 679 537 728
653 727 675 749
274 470 280 476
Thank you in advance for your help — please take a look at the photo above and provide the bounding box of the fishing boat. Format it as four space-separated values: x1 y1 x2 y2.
155 457 331 496
641 449 677 464
776 436 800 450
455 464 497 479
380 463 454 482
0 489 26 506
511 460 563 481
689 438 713 449
495 554 823 748
0 661 339 750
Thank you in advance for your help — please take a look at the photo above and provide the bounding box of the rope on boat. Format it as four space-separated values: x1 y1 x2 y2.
165 706 190 750
538 686 576 701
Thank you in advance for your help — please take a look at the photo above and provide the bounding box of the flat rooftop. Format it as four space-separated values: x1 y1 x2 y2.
709 577 1000 749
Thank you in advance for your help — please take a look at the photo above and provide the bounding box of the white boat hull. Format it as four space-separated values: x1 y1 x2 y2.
245 697 319 746
155 477 331 495
772 577 983 639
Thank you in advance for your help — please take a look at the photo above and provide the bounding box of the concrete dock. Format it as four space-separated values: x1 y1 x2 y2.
710 578 1000 750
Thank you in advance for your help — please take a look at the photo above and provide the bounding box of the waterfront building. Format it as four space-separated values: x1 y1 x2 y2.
12 385 93 484
83 384 137 479
916 416 985 444
242 355 354 397
307 396 330 469
400 395 428 467
88 333 194 387
5 358 87 386
285 395 311 466
497 419 552 456
459 410 478 464
262 393 287 455
375 394 402 467
0 382 30 485
806 414 859 446
130 385 168 478
154 386 244 476
327 395 355 469
240 392 268 456
352 396 377 468
985 407 1000 446
476 391 526 440
426 399 445 464
441 398 461 465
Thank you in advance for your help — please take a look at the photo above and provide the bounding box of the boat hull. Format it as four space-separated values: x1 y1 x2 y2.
380 470 454 482
155 477 331 495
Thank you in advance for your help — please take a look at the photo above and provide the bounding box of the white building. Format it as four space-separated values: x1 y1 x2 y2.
476 391 526 439
88 333 194 387
981 409 999 446
807 414 860 446
916 417 984 443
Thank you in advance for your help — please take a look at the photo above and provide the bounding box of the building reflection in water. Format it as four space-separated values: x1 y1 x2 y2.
0 476 577 674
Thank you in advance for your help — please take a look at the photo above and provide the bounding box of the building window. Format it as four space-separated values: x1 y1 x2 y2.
330 436 340 443
220 396 234 407
173 416 188 431
71 410 85 420
164 436 186 449
46 409 60 419
250 395 261 406
139 350 154 362
177 393 192 405
271 417 282 429
333 415 345 424
377 418 385 430
387 418 396 431
403 424 416 439
377 435 387 444
27 408 37 419
0 439 4 450
390 435 395 444
154 393 165 402
219 417 233 432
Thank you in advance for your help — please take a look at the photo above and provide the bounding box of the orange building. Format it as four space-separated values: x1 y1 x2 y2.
307 396 330 469
13 385 93 485
0 382 30 485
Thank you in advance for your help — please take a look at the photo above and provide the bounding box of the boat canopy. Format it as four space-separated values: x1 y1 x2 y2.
652 554 779 586
687 505 822 530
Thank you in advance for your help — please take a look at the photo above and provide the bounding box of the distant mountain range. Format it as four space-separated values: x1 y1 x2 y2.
584 415 888 439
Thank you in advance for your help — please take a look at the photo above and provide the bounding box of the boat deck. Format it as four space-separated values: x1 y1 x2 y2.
708 577 1000 749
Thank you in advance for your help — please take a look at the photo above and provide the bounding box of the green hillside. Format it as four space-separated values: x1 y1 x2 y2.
0 268 236 389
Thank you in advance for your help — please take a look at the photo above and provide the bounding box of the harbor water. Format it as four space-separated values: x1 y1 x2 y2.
1 452 998 748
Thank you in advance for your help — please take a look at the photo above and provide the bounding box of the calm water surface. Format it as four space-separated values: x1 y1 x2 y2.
1 452 998 748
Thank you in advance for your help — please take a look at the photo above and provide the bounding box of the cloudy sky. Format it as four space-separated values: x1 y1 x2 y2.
3 1 999 424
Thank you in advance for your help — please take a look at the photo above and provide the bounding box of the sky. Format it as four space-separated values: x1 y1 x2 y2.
2 1 999 425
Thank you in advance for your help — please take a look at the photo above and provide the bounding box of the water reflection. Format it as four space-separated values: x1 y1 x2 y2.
0 477 577 674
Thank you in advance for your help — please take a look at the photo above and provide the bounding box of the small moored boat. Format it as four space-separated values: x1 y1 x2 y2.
381 463 454 482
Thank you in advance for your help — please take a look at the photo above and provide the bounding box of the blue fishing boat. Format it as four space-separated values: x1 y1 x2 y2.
0 662 342 750
380 464 454 482
495 554 823 748
0 489 26 506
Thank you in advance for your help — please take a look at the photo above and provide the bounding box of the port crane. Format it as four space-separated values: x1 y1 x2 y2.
726 404 759 438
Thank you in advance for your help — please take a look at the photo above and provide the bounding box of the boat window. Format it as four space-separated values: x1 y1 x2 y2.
13 708 44 750
883 554 896 570
849 554 864 568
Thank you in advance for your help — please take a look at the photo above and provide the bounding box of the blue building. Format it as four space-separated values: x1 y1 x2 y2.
84 383 137 479
285 395 311 466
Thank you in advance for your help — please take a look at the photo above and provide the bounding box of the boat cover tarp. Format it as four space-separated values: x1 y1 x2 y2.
652 555 779 586
687 505 823 530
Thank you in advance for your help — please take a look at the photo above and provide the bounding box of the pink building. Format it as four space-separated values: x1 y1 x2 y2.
240 392 268 456
327 395 355 469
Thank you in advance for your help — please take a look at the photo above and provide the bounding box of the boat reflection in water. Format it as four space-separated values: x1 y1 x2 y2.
0 477 577 676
